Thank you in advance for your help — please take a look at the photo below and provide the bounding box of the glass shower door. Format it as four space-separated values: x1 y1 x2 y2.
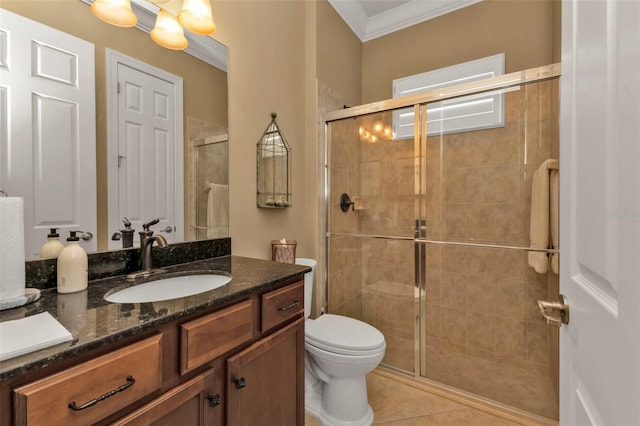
326 109 417 373
325 65 561 420
416 78 560 419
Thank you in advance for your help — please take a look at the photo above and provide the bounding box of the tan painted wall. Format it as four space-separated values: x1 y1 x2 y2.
211 0 314 260
316 0 363 107
1 1 228 251
361 0 555 103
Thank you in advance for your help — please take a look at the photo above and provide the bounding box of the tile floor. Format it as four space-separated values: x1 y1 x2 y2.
305 369 558 426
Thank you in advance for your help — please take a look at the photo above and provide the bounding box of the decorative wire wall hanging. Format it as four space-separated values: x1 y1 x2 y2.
257 112 292 208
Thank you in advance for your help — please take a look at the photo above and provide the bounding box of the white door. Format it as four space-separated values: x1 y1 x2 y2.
0 9 96 257
106 50 183 249
560 0 640 424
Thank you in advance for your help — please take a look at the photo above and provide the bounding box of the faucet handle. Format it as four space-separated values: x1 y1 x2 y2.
142 218 160 231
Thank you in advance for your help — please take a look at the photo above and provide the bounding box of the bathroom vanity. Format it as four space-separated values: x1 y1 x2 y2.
0 254 308 425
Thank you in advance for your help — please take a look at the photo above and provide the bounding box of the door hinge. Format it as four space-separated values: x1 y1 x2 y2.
117 82 121 94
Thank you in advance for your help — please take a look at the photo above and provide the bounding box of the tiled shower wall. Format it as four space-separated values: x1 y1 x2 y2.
327 78 560 420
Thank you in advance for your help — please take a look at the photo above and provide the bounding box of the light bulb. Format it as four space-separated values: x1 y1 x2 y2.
91 0 137 27
151 10 188 50
373 120 384 133
178 0 216 35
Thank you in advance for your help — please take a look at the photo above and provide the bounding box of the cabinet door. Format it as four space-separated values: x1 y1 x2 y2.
112 369 221 426
227 317 304 426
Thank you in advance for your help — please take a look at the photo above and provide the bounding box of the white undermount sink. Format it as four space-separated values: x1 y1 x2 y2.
104 273 232 303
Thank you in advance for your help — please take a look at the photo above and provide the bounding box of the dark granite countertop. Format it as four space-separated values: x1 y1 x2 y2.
0 255 310 381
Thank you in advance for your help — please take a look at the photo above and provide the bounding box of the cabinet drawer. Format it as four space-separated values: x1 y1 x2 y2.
112 368 218 425
181 299 254 375
261 281 304 332
13 334 163 426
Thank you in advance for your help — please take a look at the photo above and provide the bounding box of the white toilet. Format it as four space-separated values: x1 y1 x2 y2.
296 258 386 426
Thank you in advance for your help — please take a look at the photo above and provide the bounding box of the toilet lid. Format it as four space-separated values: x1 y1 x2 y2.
305 314 385 354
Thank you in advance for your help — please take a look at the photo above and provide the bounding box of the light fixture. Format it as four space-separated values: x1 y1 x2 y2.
91 0 138 27
359 119 394 143
178 0 216 35
88 0 219 51
151 9 188 50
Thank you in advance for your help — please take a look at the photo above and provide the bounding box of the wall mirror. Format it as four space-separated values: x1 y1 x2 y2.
0 0 229 259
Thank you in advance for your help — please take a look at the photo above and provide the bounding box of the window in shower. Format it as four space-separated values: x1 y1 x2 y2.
393 53 505 139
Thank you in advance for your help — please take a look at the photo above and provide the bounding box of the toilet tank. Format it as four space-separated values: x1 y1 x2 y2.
295 258 316 318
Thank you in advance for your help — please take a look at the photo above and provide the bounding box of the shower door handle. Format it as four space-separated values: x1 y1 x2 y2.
537 294 569 327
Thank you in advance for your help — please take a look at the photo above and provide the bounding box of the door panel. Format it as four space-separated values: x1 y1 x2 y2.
0 9 96 257
560 0 640 424
226 318 304 426
118 63 175 242
109 56 182 248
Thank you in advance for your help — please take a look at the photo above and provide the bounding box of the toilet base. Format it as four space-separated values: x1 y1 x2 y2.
305 379 374 426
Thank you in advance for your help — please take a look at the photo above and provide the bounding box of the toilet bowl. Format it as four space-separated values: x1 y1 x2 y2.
296 258 386 426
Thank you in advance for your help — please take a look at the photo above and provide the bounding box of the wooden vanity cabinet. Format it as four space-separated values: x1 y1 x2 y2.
5 278 304 426
111 368 219 426
227 317 304 426
13 335 164 426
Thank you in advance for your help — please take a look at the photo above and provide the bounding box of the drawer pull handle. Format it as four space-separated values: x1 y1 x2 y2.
277 300 300 311
68 376 136 411
233 377 246 389
207 393 222 407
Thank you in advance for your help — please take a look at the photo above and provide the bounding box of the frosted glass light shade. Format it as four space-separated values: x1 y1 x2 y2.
91 0 137 27
151 10 188 50
178 0 216 35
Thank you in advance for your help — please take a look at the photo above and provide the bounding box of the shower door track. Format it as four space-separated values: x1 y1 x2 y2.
324 64 560 122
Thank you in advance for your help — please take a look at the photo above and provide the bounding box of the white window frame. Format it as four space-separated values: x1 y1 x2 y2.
392 53 505 138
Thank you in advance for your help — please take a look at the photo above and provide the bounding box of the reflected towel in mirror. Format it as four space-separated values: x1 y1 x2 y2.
206 183 229 238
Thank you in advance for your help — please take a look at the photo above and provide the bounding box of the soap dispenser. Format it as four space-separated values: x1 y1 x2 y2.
39 228 64 259
57 231 88 294
120 217 135 249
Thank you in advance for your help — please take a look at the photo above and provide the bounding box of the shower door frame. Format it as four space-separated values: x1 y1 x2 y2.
323 63 562 380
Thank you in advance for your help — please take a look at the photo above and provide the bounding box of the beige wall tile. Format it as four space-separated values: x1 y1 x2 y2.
467 312 496 353
426 303 441 338
440 272 467 309
495 319 527 359
441 245 468 273
527 321 550 365
441 308 467 346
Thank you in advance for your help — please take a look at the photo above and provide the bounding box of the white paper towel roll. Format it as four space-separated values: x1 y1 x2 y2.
0 197 26 301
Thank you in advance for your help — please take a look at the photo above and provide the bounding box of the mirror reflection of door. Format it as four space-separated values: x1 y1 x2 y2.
0 9 97 258
106 50 184 249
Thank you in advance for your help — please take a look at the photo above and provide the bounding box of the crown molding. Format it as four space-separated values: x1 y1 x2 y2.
328 0 483 42
80 0 227 72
